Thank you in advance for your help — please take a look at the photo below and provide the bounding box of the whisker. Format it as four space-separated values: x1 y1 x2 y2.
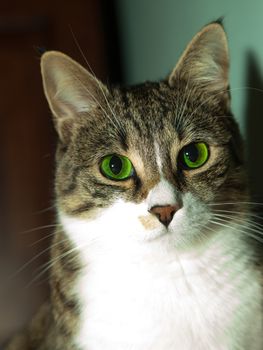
210 218 263 244
176 77 192 129
69 28 126 137
187 85 263 121
18 223 61 235
32 238 74 276
26 242 86 289
214 210 263 228
32 234 103 276
73 74 123 137
212 209 263 222
208 201 263 207
30 205 56 216
9 239 66 280
213 214 263 236
179 88 193 128
229 86 263 95
29 229 64 247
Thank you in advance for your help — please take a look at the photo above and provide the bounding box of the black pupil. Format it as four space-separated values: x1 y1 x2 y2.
184 144 199 162
109 156 123 175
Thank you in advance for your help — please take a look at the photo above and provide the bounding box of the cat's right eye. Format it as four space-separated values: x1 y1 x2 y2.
100 154 134 181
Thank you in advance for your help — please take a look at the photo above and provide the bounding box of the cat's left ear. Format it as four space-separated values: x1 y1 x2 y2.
168 22 229 94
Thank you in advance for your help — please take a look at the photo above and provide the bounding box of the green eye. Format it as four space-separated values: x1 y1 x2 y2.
100 154 134 180
180 142 209 169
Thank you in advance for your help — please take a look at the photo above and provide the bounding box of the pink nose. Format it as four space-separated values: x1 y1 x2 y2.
149 205 178 227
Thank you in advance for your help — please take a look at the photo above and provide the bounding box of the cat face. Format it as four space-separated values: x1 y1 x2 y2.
41 23 247 250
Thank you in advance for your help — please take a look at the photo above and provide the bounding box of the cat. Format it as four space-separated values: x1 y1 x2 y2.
4 21 262 350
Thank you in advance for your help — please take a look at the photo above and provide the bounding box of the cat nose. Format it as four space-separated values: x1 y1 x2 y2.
149 205 179 227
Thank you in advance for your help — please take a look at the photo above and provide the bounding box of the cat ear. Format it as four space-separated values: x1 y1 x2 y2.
41 51 108 143
168 23 229 93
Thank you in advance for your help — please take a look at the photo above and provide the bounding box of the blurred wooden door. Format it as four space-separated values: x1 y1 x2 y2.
0 0 111 344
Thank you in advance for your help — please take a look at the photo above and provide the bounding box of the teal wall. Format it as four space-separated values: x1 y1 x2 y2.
116 0 263 134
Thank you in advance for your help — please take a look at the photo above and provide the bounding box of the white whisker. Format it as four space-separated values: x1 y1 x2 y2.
187 85 263 121
213 212 263 230
208 201 263 206
73 74 123 137
210 218 263 244
30 205 56 215
175 77 192 128
18 223 61 235
25 243 84 289
212 209 263 221
213 214 263 237
69 28 126 137
9 239 67 280
29 230 64 247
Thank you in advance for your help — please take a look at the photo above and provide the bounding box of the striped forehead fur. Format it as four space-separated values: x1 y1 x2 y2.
54 79 244 218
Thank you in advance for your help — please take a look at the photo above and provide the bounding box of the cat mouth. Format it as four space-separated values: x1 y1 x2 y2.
139 206 183 232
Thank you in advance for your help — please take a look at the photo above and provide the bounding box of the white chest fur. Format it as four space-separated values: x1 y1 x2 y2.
61 215 262 350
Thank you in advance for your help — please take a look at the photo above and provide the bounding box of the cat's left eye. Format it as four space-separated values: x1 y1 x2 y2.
179 142 209 169
100 154 134 181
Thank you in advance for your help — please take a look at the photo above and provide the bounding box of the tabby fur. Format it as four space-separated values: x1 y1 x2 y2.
5 22 262 350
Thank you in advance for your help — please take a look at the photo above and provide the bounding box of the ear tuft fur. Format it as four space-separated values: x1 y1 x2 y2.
168 23 229 94
41 51 108 143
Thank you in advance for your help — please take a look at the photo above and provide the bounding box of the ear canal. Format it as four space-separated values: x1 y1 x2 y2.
168 23 229 94
40 51 108 143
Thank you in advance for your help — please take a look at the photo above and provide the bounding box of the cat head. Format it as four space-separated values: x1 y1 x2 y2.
41 23 246 250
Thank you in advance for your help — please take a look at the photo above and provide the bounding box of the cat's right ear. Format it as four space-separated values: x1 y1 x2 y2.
41 51 108 143
168 22 229 95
